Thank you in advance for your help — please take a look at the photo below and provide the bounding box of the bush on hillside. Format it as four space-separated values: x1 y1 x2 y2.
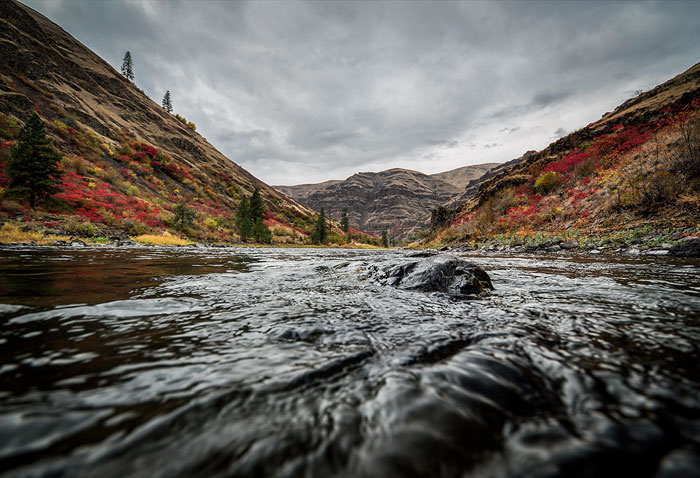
534 171 563 195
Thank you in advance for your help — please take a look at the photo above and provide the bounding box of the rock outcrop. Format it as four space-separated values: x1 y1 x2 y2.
276 169 462 239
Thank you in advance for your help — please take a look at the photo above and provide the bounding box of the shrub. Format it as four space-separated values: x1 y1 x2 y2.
534 171 563 195
64 216 97 237
574 158 596 178
671 113 700 181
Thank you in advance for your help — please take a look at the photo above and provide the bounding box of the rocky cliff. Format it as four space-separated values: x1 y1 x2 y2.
276 168 462 240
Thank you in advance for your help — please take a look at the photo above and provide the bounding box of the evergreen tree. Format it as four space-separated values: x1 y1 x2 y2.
7 113 63 209
121 51 134 81
249 188 264 221
313 208 328 244
254 218 272 244
162 90 172 113
236 196 253 242
340 208 349 233
381 229 389 248
173 203 196 230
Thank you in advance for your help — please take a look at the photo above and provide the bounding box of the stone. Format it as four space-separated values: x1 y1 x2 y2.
668 238 700 258
560 241 579 250
371 255 494 296
646 249 669 256
69 239 87 247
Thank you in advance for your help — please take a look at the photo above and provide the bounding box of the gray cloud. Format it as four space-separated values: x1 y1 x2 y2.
24 0 700 184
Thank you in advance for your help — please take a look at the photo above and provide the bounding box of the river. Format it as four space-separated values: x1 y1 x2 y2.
1 246 699 477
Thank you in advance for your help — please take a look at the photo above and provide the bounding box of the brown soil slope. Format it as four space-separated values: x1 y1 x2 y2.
0 0 317 241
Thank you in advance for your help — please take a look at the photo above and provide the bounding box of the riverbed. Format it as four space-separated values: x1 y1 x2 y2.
1 246 699 477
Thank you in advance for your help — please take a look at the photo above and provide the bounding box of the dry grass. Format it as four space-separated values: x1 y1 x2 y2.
0 223 44 243
0 222 71 244
132 232 192 246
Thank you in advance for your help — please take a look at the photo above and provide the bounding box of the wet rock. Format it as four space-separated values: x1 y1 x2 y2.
625 248 641 255
49 240 67 246
668 238 700 257
406 251 438 258
69 239 87 247
646 249 669 256
560 241 579 250
372 255 493 295
547 245 562 252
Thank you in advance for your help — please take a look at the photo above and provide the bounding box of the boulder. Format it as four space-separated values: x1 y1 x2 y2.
371 255 493 296
668 238 700 258
560 241 579 250
69 239 87 247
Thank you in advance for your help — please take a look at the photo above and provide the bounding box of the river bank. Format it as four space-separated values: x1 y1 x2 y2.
431 224 700 258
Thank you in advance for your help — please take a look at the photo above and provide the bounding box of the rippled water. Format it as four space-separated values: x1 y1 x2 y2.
1 246 700 477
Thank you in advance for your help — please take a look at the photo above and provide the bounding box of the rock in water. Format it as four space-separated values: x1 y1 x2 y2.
668 238 700 258
372 255 494 296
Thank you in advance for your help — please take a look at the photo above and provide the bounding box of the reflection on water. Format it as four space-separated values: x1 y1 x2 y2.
1 246 699 477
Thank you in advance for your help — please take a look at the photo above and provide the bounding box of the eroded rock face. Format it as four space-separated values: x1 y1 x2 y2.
371 255 494 296
276 169 462 240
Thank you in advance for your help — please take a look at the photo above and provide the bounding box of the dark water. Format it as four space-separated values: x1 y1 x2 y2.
1 246 700 477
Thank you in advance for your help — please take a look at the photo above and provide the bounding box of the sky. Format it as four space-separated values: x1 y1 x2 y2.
23 0 700 186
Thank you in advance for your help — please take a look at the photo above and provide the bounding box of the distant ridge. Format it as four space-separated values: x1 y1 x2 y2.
276 163 499 240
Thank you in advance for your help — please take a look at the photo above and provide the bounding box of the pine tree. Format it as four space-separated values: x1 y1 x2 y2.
236 189 272 243
254 218 272 244
340 208 349 233
249 188 264 221
381 229 389 248
173 203 196 230
162 90 172 113
314 208 328 244
236 196 252 242
7 113 63 209
121 51 134 81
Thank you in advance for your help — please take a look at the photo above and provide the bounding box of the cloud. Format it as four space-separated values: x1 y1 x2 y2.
24 0 700 185
554 128 568 138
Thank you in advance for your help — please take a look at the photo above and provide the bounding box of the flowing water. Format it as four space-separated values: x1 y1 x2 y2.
1 246 700 477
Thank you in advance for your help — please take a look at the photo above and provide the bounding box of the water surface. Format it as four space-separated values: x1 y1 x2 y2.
1 246 699 477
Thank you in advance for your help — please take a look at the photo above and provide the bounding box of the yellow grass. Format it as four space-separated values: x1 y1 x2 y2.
0 222 71 244
132 232 192 246
0 223 44 243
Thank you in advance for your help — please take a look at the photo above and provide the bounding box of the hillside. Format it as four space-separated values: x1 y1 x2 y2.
430 162 499 189
0 0 365 245
431 62 700 247
276 168 461 240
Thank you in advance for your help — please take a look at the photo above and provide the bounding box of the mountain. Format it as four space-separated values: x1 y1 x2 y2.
0 0 342 245
432 62 700 245
276 168 462 240
429 163 499 189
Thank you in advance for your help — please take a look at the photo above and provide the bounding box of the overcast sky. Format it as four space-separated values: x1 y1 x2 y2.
24 0 700 185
